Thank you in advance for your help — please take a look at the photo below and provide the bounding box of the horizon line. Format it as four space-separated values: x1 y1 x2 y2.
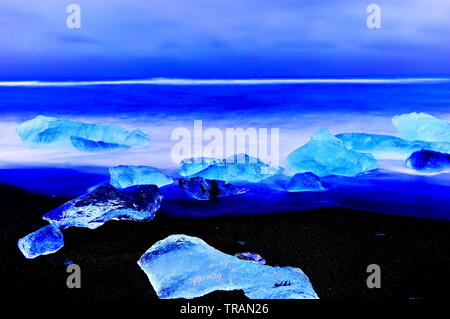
0 77 449 87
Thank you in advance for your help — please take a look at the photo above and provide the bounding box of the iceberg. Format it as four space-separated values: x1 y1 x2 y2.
234 252 266 264
336 133 450 160
43 184 162 229
392 112 450 142
287 128 377 177
138 235 318 299
406 150 450 172
178 177 248 200
16 115 150 151
18 224 64 259
182 154 281 183
286 172 325 192
109 166 173 188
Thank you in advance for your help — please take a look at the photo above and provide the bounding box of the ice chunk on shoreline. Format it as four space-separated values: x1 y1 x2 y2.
336 133 450 160
138 235 318 299
18 224 64 259
178 177 248 200
178 157 225 176
406 150 450 172
287 129 377 177
16 115 150 150
43 184 162 229
286 172 325 192
109 166 173 188
392 112 450 142
234 252 266 264
183 154 281 183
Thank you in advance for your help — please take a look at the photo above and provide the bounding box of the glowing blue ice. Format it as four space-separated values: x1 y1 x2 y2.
71 136 130 152
178 177 248 200
109 166 173 188
406 150 450 172
16 115 150 151
178 157 225 176
17 224 64 259
286 172 325 192
138 235 318 299
287 128 377 177
392 112 450 142
43 184 162 229
181 154 281 183
336 133 450 160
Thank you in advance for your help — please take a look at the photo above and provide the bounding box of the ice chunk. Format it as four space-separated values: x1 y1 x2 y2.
109 166 173 188
234 252 266 264
336 133 450 160
406 150 450 172
43 184 161 229
16 115 150 150
287 129 377 177
18 224 64 259
183 154 281 183
138 235 318 299
71 136 130 152
178 157 225 176
178 177 248 200
286 172 325 192
392 112 450 142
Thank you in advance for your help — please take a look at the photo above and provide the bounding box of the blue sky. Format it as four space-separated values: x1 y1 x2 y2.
1 0 449 79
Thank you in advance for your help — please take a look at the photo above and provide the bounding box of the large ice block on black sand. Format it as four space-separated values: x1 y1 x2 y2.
138 235 318 299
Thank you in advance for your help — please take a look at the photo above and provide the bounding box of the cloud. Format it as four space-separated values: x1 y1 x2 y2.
0 0 449 78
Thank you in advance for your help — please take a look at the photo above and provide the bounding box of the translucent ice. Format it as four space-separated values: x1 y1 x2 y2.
287 128 377 177
182 154 281 183
336 133 450 160
109 166 173 188
43 184 162 229
178 157 225 176
178 177 248 200
17 224 64 259
71 136 130 152
138 235 318 299
16 115 150 150
234 252 266 264
406 150 450 172
286 172 325 192
392 112 450 142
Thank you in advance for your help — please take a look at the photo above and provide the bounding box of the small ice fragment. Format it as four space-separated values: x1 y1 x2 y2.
18 224 64 259
234 252 266 264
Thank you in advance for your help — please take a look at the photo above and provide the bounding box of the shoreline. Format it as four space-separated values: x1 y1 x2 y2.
2 183 449 300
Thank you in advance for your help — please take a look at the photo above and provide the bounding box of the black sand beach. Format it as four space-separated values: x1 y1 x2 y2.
1 183 449 300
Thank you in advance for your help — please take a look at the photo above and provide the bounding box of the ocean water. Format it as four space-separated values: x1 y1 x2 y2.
0 79 449 219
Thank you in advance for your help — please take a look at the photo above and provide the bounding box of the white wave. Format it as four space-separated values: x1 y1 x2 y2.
0 77 449 87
